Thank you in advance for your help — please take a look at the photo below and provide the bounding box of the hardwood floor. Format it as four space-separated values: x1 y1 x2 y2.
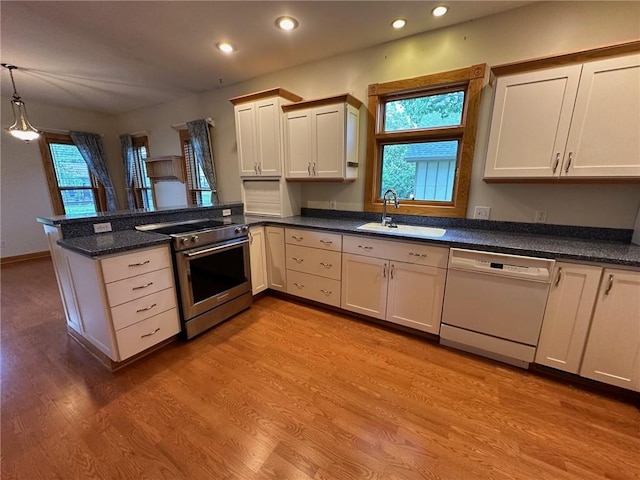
1 258 639 479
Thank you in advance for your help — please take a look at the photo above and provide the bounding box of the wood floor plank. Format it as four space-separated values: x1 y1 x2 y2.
2 258 639 479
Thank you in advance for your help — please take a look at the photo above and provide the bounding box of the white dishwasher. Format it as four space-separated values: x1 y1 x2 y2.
440 248 555 368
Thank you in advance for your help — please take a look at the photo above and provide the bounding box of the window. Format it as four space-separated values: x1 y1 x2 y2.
131 136 154 209
179 129 212 206
38 132 106 216
364 64 486 218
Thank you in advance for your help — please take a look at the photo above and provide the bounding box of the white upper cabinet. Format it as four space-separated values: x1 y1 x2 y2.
230 88 302 178
283 94 362 181
484 52 640 180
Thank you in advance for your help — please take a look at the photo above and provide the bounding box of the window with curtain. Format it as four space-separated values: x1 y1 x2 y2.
38 132 106 216
179 129 212 206
131 136 154 209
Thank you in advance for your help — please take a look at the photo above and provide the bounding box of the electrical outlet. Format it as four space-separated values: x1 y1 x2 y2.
329 200 337 210
93 222 112 233
534 210 547 223
474 206 491 220
222 208 231 216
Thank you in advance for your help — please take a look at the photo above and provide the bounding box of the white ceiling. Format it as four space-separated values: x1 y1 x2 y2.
1 1 531 116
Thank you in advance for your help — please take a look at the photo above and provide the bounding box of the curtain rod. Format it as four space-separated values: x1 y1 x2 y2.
118 130 149 138
171 117 215 131
39 127 104 137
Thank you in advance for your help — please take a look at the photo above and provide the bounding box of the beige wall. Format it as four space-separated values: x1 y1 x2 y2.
117 1 640 228
3 2 640 258
0 100 120 257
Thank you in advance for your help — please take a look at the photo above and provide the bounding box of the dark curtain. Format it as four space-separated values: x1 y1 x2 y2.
70 131 118 211
186 119 219 204
119 134 136 209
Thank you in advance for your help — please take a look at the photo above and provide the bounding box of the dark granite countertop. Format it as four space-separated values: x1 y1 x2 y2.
58 230 171 257
244 215 640 268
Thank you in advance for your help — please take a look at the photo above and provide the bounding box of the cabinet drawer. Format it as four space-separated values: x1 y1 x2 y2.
115 308 180 361
286 244 341 280
105 267 175 307
286 270 341 307
101 246 172 283
342 235 448 268
110 288 178 331
285 228 342 251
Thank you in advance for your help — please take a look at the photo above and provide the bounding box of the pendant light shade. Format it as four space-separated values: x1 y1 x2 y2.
2 64 40 142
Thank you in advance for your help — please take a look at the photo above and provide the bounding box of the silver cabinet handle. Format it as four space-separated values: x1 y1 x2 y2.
312 162 316 175
132 282 153 291
565 152 573 173
136 303 157 313
320 289 332 296
254 162 258 174
257 162 262 175
293 282 304 289
554 267 563 287
383 263 387 278
320 262 332 269
605 274 614 295
409 252 427 258
552 153 560 174
141 327 160 339
292 257 304 263
128 260 150 267
249 231 253 244
358 245 373 250
291 235 303 241
320 240 333 245
390 264 395 279
307 162 312 175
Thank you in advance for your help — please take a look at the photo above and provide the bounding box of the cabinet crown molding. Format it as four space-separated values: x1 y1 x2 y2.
229 87 303 105
281 93 363 112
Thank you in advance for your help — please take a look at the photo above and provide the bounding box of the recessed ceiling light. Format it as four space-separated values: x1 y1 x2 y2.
391 18 407 29
432 5 449 17
216 42 235 54
276 16 299 31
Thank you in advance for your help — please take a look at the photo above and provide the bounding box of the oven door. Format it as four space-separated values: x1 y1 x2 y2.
175 237 251 320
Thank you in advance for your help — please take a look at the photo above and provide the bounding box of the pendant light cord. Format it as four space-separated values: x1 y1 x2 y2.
2 64 22 101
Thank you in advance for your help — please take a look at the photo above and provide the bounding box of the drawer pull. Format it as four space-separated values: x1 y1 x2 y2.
140 327 160 339
358 245 373 250
293 282 304 289
320 262 333 269
292 257 304 263
552 153 560 174
128 260 150 267
291 235 303 241
565 152 573 173
409 252 427 258
136 303 157 313
320 289 332 296
604 274 614 295
132 282 154 291
554 267 563 287
320 240 333 245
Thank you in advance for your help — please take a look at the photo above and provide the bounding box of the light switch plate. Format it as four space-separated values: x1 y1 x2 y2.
93 222 112 233
474 206 491 220
222 209 231 216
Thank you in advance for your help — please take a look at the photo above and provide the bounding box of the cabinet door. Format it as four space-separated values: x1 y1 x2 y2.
285 110 313 178
341 253 388 320
580 269 640 391
249 226 268 295
265 226 287 292
535 263 602 373
563 54 640 178
386 261 446 334
484 65 581 179
235 103 258 176
255 98 282 176
313 104 344 178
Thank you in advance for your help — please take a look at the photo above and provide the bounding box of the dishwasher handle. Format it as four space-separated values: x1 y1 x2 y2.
448 249 554 283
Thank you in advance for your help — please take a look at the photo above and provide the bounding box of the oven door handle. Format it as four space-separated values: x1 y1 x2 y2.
183 238 249 258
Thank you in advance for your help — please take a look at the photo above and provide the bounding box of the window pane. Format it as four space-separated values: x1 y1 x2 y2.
49 144 92 187
60 189 97 215
384 91 464 132
381 141 458 202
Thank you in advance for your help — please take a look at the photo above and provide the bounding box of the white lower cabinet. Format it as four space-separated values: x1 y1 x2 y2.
580 269 640 391
535 263 602 373
249 226 268 295
64 244 181 363
265 226 287 292
341 236 448 334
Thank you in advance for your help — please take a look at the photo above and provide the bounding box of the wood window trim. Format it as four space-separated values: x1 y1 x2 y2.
38 132 106 216
364 64 486 218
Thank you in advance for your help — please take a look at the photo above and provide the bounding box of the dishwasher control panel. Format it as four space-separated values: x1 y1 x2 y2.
448 249 554 282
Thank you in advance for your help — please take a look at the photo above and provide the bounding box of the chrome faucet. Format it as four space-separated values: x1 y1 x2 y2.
381 189 399 227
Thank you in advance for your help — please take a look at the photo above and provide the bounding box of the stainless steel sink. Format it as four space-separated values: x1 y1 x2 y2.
356 222 446 238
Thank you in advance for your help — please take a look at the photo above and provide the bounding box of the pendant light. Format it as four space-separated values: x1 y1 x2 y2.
2 63 40 142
